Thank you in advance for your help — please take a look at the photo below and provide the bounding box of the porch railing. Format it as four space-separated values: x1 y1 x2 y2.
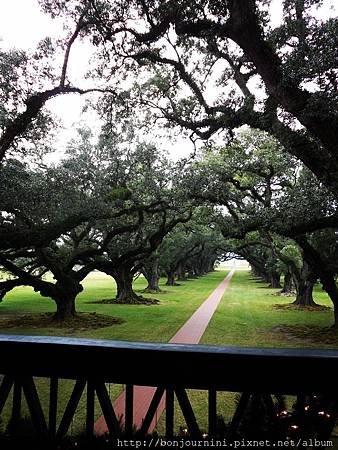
0 334 337 439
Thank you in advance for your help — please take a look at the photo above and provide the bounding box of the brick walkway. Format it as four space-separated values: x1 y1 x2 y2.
94 269 235 434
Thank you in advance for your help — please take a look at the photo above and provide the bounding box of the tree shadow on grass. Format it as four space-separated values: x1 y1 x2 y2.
87 297 159 305
0 312 124 332
262 324 338 346
273 303 331 312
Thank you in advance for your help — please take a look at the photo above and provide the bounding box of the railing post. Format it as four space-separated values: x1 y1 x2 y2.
21 376 48 435
57 379 86 439
86 380 95 437
49 377 58 437
11 380 22 426
208 388 217 437
0 375 14 415
125 384 134 435
165 387 174 439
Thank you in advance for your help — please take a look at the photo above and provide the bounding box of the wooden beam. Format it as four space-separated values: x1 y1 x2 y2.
95 381 120 435
49 377 58 437
0 375 13 415
208 388 217 437
139 387 165 436
165 387 174 438
125 384 134 435
175 387 200 437
22 376 48 435
86 380 95 437
57 379 86 439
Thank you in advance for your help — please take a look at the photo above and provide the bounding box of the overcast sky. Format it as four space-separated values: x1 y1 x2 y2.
0 0 336 162
0 0 196 161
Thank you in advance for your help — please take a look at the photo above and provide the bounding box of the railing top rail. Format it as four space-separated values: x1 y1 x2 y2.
0 334 337 393
0 333 338 357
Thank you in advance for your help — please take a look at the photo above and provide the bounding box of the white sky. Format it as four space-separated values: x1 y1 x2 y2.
0 0 195 162
0 0 336 162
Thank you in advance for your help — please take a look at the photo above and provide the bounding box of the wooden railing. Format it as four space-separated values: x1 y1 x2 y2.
0 335 338 440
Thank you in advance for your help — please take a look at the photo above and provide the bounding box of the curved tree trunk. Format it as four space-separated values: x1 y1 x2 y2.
54 293 77 321
292 261 319 307
166 271 177 286
281 272 293 294
176 263 187 281
113 266 144 304
292 279 317 307
269 271 282 289
319 272 338 329
144 273 161 292
143 258 161 293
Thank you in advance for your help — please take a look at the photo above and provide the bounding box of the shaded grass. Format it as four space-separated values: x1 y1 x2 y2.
0 312 124 331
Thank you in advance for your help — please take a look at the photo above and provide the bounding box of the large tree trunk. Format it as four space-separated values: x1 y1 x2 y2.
113 266 144 304
292 261 319 307
143 258 161 293
293 279 317 307
269 271 282 289
54 293 77 321
176 263 187 281
51 279 83 321
319 273 338 329
166 271 177 286
144 272 161 292
52 282 82 321
188 269 198 279
281 272 293 294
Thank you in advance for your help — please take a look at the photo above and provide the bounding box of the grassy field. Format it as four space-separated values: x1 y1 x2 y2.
202 270 336 348
156 270 337 435
0 270 228 434
1 269 337 437
0 270 227 341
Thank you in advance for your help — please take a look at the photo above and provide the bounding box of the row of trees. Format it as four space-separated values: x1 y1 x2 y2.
182 128 338 327
1 0 338 331
0 127 225 320
1 0 337 197
2 124 338 330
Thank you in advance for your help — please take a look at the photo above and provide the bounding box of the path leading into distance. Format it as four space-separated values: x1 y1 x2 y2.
94 269 235 435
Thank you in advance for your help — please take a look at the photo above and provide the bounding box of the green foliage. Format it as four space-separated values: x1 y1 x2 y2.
280 244 302 270
108 187 132 201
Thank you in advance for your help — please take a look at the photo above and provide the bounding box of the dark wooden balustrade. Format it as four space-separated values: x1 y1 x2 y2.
0 334 338 439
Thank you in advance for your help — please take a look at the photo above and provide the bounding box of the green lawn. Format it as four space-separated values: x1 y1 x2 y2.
156 270 337 435
202 270 336 348
0 270 227 341
0 270 228 435
1 269 337 437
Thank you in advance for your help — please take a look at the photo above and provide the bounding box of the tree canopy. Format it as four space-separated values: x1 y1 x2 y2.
1 0 338 331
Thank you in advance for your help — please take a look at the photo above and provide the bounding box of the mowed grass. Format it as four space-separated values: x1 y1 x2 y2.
0 270 227 342
0 270 228 434
201 270 336 349
157 270 338 435
1 269 337 436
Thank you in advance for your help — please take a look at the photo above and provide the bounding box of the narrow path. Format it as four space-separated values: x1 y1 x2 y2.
94 269 235 435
